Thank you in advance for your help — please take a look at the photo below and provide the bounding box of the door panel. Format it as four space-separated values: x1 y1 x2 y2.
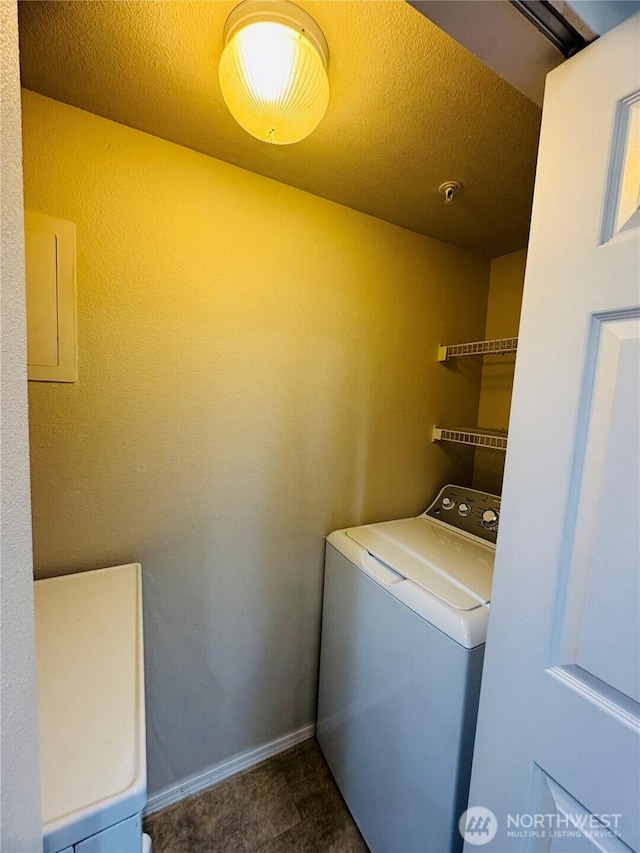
528 770 633 853
601 91 640 242
466 13 640 852
560 312 639 702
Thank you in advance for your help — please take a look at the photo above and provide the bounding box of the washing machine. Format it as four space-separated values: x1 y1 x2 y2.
317 484 500 853
34 564 151 853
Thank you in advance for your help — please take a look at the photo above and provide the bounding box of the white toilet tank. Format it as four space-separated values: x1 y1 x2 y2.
34 564 150 853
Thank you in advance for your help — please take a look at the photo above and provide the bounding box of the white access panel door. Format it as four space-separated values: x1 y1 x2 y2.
25 211 76 382
466 13 640 853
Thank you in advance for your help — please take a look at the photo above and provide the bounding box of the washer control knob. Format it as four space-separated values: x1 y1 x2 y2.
481 509 499 529
442 496 455 510
458 502 471 516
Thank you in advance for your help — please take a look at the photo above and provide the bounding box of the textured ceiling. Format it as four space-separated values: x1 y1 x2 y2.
18 0 541 257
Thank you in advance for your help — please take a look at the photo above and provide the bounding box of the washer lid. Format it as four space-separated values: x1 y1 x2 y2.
345 517 494 610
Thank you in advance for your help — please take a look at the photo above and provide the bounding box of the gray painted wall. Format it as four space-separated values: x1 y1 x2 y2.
409 0 563 105
23 92 490 801
411 1 640 107
566 1 640 34
0 2 42 850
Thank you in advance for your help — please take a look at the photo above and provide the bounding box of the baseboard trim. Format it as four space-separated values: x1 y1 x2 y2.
144 723 316 816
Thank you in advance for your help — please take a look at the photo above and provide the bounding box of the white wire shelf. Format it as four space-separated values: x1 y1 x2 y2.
437 336 518 362
432 426 508 451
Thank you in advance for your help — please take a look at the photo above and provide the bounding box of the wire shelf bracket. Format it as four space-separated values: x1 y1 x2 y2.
437 336 518 362
432 426 508 451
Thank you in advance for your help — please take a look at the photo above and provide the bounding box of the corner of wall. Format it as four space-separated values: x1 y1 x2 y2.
472 248 527 495
0 3 43 849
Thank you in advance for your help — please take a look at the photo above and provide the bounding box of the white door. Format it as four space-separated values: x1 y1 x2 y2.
465 13 640 853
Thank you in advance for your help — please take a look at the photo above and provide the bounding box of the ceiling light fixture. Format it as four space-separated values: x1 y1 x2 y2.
219 0 330 145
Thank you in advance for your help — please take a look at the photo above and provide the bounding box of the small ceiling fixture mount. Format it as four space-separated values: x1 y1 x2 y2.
219 0 330 145
438 181 462 205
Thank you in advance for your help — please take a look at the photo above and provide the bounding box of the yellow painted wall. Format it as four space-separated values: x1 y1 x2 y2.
473 249 526 495
22 90 490 797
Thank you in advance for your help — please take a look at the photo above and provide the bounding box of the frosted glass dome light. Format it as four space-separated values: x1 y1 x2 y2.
219 1 330 145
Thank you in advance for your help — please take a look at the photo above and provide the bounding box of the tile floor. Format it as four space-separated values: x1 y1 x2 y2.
144 738 369 852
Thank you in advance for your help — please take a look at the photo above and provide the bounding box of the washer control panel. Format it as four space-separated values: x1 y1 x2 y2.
421 484 501 545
